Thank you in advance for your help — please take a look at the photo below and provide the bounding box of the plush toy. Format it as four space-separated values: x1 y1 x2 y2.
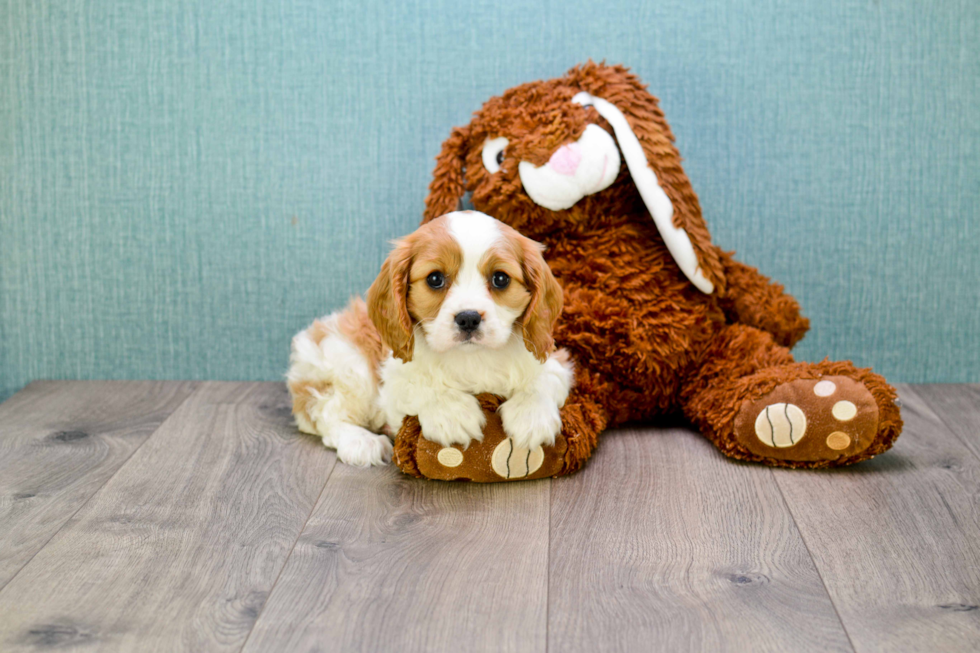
393 61 902 478
394 392 601 481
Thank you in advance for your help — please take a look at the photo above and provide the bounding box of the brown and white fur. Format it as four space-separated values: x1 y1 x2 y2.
287 211 573 467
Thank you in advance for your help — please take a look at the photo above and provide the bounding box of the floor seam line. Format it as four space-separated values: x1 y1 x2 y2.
237 454 339 652
903 384 980 465
0 381 201 596
545 477 552 653
771 468 859 653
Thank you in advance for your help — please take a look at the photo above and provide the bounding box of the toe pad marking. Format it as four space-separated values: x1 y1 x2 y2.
491 439 545 478
833 401 858 421
826 432 851 450
437 447 463 467
754 403 807 448
814 380 837 397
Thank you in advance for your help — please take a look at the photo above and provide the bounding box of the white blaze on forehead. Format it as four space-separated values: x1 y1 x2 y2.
446 211 501 271
443 211 500 318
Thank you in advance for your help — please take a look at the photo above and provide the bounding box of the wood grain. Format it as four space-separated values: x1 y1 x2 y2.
4 381 979 652
0 382 335 652
243 464 550 653
911 384 980 461
548 427 852 652
0 380 197 589
773 385 980 652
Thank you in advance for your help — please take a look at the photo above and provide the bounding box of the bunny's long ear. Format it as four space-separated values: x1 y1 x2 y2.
567 63 725 294
423 125 471 224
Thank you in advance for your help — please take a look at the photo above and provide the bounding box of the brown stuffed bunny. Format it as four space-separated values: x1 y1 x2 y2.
400 61 902 473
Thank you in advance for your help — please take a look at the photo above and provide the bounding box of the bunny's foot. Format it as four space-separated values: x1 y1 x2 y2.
734 376 880 463
682 324 903 468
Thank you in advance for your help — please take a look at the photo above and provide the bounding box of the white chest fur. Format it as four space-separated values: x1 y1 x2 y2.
378 334 574 451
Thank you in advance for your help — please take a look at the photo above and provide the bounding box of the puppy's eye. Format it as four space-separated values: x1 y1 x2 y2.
482 137 509 174
426 271 445 289
490 271 510 289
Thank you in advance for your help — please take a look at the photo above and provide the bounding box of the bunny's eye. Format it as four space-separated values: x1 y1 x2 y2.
482 137 509 174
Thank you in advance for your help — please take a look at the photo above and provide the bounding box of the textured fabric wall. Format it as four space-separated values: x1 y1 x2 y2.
2 0 978 401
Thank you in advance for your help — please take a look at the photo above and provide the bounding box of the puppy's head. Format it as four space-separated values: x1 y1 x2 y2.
367 211 562 362
422 61 725 294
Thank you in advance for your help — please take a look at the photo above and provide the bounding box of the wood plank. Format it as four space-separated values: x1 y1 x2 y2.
242 464 550 653
773 384 980 652
912 384 980 461
0 380 197 589
0 382 335 652
548 427 852 652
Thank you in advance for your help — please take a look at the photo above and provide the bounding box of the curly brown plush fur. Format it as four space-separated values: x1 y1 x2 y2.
416 61 902 471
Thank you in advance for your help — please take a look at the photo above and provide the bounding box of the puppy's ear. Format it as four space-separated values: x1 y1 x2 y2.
367 239 415 361
566 61 725 294
519 237 564 363
423 125 470 223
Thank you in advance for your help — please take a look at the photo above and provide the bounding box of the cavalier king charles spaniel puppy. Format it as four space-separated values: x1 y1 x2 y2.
287 211 573 467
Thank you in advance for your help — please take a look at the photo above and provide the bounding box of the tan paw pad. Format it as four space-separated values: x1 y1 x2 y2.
735 376 879 462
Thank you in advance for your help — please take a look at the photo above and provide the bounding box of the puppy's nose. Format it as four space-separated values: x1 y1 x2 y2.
455 311 482 333
548 143 582 176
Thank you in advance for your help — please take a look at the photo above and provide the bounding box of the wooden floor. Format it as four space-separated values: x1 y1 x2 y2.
0 382 978 652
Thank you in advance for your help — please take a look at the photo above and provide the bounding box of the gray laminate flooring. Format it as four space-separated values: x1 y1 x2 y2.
0 381 977 652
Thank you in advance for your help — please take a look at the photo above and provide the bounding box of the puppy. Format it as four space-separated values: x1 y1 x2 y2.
287 211 573 467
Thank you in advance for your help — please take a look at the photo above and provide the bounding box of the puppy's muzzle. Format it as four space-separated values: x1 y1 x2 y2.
455 311 482 337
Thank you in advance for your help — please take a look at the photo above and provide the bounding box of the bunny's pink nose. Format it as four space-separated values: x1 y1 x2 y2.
548 143 582 176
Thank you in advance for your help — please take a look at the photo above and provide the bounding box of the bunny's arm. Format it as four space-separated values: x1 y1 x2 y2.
715 250 810 348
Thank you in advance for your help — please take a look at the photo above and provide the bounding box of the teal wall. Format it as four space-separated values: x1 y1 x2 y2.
2 0 978 401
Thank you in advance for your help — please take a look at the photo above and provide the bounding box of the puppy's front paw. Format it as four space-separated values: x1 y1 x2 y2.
417 392 486 449
334 429 393 468
499 393 562 451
